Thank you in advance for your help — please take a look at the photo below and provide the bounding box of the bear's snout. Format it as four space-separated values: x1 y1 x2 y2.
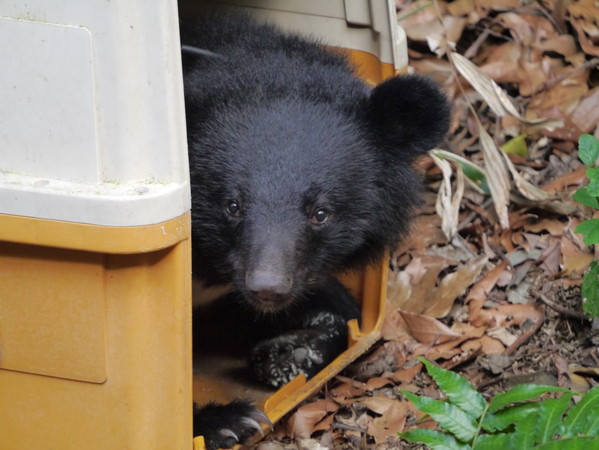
246 270 292 297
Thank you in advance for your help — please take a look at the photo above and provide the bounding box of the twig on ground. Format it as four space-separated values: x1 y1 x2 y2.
537 293 588 321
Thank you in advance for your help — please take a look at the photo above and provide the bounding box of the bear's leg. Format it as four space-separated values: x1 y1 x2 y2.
193 399 271 450
249 276 360 388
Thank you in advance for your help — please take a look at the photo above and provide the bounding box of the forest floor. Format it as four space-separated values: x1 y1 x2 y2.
254 0 599 448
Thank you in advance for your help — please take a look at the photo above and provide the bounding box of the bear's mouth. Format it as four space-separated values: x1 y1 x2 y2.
246 292 296 313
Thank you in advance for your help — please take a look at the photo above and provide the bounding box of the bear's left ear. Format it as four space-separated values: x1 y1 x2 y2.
365 74 451 159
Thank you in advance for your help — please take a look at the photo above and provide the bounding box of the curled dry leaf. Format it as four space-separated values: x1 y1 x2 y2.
567 0 599 56
450 52 564 129
561 235 595 275
432 149 488 194
431 152 465 240
501 152 556 202
357 396 397 416
399 309 462 345
471 303 544 329
452 53 529 121
287 400 340 439
423 255 488 318
466 260 510 319
367 401 410 444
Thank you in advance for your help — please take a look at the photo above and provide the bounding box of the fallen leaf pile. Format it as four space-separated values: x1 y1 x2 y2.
256 1 599 448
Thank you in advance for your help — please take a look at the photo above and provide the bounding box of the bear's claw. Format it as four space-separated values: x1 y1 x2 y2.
194 400 272 450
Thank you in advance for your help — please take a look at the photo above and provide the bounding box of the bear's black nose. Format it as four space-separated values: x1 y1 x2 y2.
246 270 292 297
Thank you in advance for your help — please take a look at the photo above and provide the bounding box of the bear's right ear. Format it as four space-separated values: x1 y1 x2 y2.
365 74 451 159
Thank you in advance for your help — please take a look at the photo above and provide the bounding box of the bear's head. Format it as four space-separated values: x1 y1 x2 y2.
189 74 450 313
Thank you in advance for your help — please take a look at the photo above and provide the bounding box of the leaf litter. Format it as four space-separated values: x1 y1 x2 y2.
255 0 599 448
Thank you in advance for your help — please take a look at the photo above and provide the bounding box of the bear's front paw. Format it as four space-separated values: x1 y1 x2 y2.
249 330 329 388
194 399 271 450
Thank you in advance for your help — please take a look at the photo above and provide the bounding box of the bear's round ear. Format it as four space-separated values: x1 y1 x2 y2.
366 74 451 159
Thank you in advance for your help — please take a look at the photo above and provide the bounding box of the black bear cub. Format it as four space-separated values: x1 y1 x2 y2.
182 12 450 450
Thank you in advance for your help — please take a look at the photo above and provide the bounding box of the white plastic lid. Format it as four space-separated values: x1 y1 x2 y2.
0 1 190 227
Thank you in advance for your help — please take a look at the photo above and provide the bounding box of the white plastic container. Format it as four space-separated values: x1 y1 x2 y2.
0 0 190 226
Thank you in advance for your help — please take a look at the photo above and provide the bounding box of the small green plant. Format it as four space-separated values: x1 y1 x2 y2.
399 358 599 449
574 134 599 319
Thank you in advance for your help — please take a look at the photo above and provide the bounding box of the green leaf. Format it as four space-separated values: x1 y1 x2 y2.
489 385 570 414
536 393 573 444
586 167 599 197
535 436 599 449
399 429 472 449
501 135 528 158
463 164 491 195
563 385 599 437
403 391 478 442
575 219 599 245
475 432 520 449
419 358 488 420
582 261 599 319
574 187 599 209
514 412 537 448
578 134 599 167
482 403 540 433
432 149 490 195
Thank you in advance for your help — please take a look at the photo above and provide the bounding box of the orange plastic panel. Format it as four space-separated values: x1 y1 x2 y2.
0 243 107 382
0 213 193 450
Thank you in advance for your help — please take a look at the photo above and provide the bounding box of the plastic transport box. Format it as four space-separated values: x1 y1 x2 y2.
0 0 407 448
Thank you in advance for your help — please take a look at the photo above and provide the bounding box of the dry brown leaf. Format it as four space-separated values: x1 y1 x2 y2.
469 335 506 355
487 327 518 347
472 303 543 328
538 35 578 57
423 256 488 318
447 0 475 18
312 414 335 434
364 377 393 391
400 310 462 344
542 166 588 192
329 377 367 399
502 152 556 202
388 255 449 313
538 237 561 275
480 42 523 84
467 261 510 319
367 401 410 444
421 343 463 362
287 400 340 439
570 86 599 134
530 105 583 142
561 235 595 275
392 362 422 384
357 396 397 415
522 218 567 236
518 59 554 96
567 0 599 56
381 305 413 341
473 0 521 15
529 82 588 115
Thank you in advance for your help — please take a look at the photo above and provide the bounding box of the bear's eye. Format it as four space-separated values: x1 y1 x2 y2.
225 199 242 217
310 207 330 226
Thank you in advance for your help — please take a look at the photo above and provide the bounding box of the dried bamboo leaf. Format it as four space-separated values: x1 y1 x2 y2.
501 152 556 202
431 153 465 240
477 123 511 229
432 149 488 195
450 52 559 127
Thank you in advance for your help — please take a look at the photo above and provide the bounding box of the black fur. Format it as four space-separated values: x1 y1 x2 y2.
183 12 450 450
